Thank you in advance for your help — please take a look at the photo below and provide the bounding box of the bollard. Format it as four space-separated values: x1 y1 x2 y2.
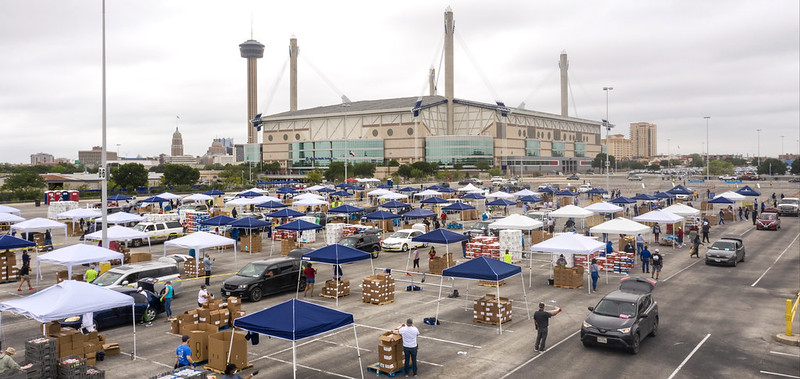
787 299 793 337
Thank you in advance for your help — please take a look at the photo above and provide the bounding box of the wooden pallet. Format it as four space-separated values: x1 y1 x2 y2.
366 363 405 377
478 280 506 287
474 318 512 326
203 363 253 374
362 298 395 306
553 283 583 289
319 292 350 299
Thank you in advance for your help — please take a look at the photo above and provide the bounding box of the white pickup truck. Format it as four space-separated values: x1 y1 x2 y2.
777 198 799 217
131 221 184 246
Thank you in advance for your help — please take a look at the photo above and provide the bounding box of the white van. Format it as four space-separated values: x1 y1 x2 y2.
91 261 183 296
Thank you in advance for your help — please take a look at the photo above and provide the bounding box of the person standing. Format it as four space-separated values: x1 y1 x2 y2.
589 259 600 292
84 264 98 283
303 263 316 297
718 209 725 225
635 234 644 255
197 285 212 308
751 208 758 225
161 281 174 320
604 240 614 257
640 245 652 273
533 302 562 352
333 265 343 281
412 248 420 273
623 241 635 256
547 218 555 234
690 235 703 258
174 335 194 369
203 253 215 286
17 262 32 291
428 247 437 260
652 224 661 243
503 249 512 264
737 207 743 221
0 347 20 373
651 249 663 280
701 221 711 243
398 319 420 377
21 250 30 267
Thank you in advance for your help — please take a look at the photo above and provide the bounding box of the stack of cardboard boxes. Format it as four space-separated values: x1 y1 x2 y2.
361 273 395 305
170 297 247 363
0 250 18 282
464 236 500 259
128 252 152 263
207 330 249 373
530 231 553 244
43 322 108 366
602 252 634 274
321 280 350 298
280 238 297 256
377 331 405 374
428 253 455 275
553 265 584 289
473 294 513 325
183 257 205 278
240 232 262 253
572 251 600 268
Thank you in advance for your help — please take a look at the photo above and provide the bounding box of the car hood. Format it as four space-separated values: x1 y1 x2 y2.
382 237 408 244
223 275 259 286
585 312 636 330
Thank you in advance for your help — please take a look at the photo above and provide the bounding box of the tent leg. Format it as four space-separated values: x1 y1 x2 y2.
36 259 40 288
435 276 444 325
497 285 502 334
296 263 303 299
132 303 136 360
234 246 238 270
528 252 533 288
292 340 297 379
521 275 530 320
227 327 235 364
464 282 469 311
353 324 364 379
587 269 591 295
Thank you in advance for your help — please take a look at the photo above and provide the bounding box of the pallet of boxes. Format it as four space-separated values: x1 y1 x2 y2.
0 250 19 283
553 265 584 289
362 273 395 305
473 294 512 325
40 322 110 378
428 252 455 275
183 257 205 279
128 252 152 264
321 279 350 298
375 330 405 374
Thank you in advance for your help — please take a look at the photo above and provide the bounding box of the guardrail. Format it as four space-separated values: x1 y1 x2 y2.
786 291 800 336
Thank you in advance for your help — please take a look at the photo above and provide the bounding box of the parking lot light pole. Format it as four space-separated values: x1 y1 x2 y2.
603 87 613 191
704 116 710 182
756 129 762 167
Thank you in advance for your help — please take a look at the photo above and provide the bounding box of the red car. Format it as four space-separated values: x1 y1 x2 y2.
756 211 780 230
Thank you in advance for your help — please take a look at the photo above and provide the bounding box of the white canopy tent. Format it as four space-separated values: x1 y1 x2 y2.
293 193 324 201
11 217 68 245
84 225 151 252
0 205 21 215
157 192 183 201
511 189 537 197
37 244 124 282
378 192 408 200
56 208 102 233
97 212 146 225
0 280 138 358
414 189 442 197
549 205 594 219
227 195 280 207
303 185 327 192
164 231 238 267
486 191 514 199
243 187 268 194
590 217 650 236
488 214 543 230
584 201 623 214
662 203 701 217
633 210 684 224
714 191 746 201
182 193 214 203
0 213 25 223
293 198 328 207
366 189 390 197
529 233 607 292
457 183 480 192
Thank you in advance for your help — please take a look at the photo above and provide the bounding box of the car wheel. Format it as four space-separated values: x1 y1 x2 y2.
650 317 659 337
732 258 737 267
133 239 142 247
298 278 307 291
371 246 380 259
629 333 640 354
249 287 263 302
92 320 99 331
144 307 157 322
402 244 409 252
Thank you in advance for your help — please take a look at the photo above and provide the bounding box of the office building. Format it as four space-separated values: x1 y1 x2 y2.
630 122 657 158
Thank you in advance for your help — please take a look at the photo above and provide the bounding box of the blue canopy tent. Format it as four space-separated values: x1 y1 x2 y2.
300 244 374 306
654 191 675 199
199 215 235 226
334 183 350 188
232 299 363 379
555 190 578 197
141 196 167 203
709 196 734 204
107 194 131 201
0 234 37 251
516 195 544 203
236 191 264 198
398 187 418 193
586 188 607 195
420 196 449 205
317 187 336 193
380 200 411 209
631 193 658 201
443 202 476 211
537 187 556 194
610 196 637 205
487 198 516 207
425 185 443 191
275 219 323 232
331 190 354 198
276 186 298 194
434 257 529 333
230 217 271 254
376 184 392 189
412 228 470 267
461 193 486 200
736 185 761 197
438 187 457 194
203 189 225 196
256 200 289 209
401 208 437 219
266 208 306 219
363 211 401 220
328 204 364 214
666 185 694 196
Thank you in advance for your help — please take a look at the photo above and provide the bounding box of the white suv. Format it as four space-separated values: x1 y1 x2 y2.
380 229 428 252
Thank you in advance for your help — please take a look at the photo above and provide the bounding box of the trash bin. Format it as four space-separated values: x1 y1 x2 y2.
35 199 41 207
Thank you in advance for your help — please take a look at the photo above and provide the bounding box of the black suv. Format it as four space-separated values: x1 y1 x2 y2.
220 257 305 302
338 231 382 258
581 277 659 354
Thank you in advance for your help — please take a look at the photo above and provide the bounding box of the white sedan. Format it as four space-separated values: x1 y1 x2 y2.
380 229 428 252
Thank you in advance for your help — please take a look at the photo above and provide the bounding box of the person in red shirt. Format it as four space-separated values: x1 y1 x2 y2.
303 263 317 297
428 247 437 260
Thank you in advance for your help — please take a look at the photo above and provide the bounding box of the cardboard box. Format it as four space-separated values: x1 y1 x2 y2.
45 321 61 335
197 308 211 324
210 310 222 326
170 319 180 334
102 343 120 355
208 330 248 372
188 324 219 362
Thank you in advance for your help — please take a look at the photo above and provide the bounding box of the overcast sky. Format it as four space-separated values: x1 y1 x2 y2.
1 0 798 164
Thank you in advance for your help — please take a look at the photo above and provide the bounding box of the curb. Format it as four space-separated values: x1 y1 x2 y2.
775 333 800 346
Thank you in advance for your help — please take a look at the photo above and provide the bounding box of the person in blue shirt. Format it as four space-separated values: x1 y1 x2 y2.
174 335 194 368
604 240 613 257
161 281 174 319
640 245 652 273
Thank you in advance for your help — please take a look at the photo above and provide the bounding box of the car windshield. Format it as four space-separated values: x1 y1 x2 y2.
93 271 124 286
339 238 357 247
237 263 268 278
710 241 736 251
133 224 146 232
759 214 776 220
390 231 411 239
594 299 637 318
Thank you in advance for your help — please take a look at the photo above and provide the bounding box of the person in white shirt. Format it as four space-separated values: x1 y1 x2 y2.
198 285 212 308
398 319 420 377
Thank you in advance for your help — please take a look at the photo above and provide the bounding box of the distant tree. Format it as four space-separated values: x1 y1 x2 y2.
757 158 787 176
352 162 376 177
591 153 615 169
264 161 281 174
162 164 200 186
111 163 148 190
475 160 491 171
659 160 669 167
411 168 426 179
218 164 248 186
149 164 167 173
305 169 323 185
647 164 661 171
723 157 748 166
709 160 734 175
411 161 433 176
387 159 400 167
324 162 346 182
453 163 464 171
2 171 45 191
396 164 413 179
487 168 503 177
689 154 704 167
791 159 800 175
669 159 682 167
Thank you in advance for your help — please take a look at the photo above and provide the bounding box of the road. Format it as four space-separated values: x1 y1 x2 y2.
0 175 797 378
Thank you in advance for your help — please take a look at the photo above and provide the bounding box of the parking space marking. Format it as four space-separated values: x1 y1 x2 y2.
119 352 173 369
667 333 710 379
500 329 580 379
760 371 800 378
751 232 800 287
770 350 800 357
259 326 366 359
661 259 702 282
355 323 482 348
260 355 356 379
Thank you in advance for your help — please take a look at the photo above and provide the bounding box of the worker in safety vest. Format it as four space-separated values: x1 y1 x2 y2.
503 249 513 264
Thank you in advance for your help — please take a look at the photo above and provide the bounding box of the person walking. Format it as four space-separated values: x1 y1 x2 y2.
737 207 743 221
17 262 32 291
652 224 661 243
411 247 420 274
651 249 663 280
635 234 644 255
398 318 420 377
701 221 711 243
84 264 98 283
690 235 703 258
174 335 195 369
589 259 600 292
718 209 725 225
303 263 317 297
161 281 174 320
197 285 212 308
203 253 215 286
533 302 562 352
21 250 30 267
640 245 652 274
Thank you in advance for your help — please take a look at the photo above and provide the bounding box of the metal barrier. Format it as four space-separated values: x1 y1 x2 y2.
786 291 800 336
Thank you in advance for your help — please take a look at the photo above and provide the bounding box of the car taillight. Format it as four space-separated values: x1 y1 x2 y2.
178 275 182 279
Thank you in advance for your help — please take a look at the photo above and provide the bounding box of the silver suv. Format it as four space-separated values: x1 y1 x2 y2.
92 261 183 296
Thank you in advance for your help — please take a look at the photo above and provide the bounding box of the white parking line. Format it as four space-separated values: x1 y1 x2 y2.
770 350 800 357
499 329 580 379
667 333 710 379
752 232 800 287
119 352 173 368
661 259 702 282
260 355 356 379
760 371 800 378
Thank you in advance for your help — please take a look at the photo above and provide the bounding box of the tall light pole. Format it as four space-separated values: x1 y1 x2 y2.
780 135 784 156
756 129 762 167
667 138 671 169
100 0 108 250
603 86 613 191
704 116 710 182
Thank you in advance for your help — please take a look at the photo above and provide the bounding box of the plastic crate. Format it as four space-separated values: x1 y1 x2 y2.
86 366 105 379
57 355 87 379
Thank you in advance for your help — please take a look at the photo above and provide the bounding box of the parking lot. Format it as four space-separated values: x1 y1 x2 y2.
0 174 798 378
